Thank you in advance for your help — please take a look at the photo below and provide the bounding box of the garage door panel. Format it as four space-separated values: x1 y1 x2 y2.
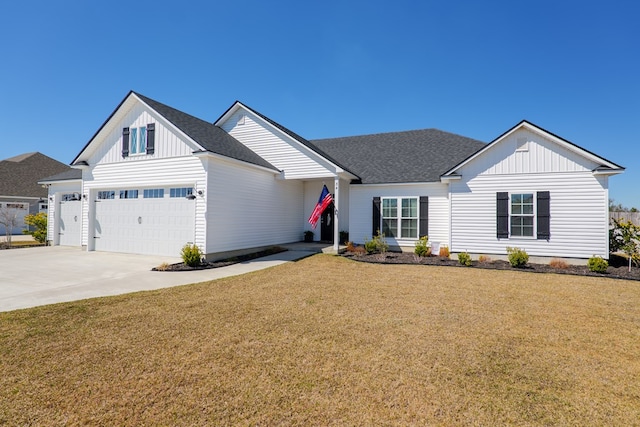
58 201 82 246
94 196 195 257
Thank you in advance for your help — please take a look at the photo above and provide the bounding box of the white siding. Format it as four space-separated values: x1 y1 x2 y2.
221 110 336 179
205 156 303 254
46 181 82 246
83 156 207 250
463 129 600 177
86 102 201 166
451 172 609 259
349 183 450 248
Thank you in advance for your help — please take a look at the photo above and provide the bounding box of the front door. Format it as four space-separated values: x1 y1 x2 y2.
320 203 334 242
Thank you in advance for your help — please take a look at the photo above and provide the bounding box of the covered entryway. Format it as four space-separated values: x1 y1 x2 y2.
320 203 335 242
93 192 195 257
58 200 82 246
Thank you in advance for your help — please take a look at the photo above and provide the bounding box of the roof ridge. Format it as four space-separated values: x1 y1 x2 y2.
133 92 214 126
3 152 39 162
311 128 484 143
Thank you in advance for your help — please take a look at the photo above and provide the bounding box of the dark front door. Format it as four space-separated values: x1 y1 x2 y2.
320 203 334 242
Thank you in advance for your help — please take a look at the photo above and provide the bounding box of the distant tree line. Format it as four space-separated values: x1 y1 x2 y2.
609 199 638 212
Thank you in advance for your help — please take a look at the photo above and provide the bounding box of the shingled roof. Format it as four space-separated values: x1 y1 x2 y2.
134 93 278 172
310 129 487 184
0 152 73 198
39 168 82 183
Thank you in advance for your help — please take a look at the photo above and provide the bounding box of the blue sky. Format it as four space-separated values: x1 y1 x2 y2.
1 0 638 207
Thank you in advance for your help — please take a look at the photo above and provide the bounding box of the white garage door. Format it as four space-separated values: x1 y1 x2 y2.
93 189 195 257
0 202 29 235
58 200 82 246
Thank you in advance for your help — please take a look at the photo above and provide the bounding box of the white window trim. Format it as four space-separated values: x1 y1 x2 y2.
381 196 419 240
130 126 147 155
509 192 536 239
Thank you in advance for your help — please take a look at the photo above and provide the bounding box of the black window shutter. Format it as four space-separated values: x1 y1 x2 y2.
537 191 550 240
497 192 509 238
372 197 381 237
122 127 130 158
146 123 155 155
419 196 428 238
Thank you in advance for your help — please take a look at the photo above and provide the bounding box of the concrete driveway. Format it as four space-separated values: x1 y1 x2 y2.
0 246 313 312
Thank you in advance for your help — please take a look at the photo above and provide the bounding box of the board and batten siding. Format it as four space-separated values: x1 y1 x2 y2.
86 102 202 166
82 156 207 250
461 128 600 177
349 183 450 248
450 128 609 259
221 110 337 180
205 156 303 254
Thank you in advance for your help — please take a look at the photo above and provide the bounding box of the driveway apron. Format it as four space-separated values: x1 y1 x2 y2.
0 246 313 312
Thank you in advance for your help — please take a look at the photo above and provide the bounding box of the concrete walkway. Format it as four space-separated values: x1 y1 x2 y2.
0 246 317 312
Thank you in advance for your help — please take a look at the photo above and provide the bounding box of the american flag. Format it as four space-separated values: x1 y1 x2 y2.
308 185 333 229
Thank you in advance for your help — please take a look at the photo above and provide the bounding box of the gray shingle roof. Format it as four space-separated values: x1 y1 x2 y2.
134 93 278 171
0 152 73 198
310 129 487 184
39 168 83 183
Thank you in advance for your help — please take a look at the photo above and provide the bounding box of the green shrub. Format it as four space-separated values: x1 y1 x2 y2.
458 252 472 266
22 212 48 244
506 247 529 268
588 256 608 273
181 243 203 267
364 231 389 254
414 236 430 257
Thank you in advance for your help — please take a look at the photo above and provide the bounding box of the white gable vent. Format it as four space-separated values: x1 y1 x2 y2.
237 114 245 125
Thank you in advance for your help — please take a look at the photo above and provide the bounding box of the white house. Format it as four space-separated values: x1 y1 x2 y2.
41 91 623 263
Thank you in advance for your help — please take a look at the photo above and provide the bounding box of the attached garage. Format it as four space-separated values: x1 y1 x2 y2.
92 188 196 257
58 199 82 246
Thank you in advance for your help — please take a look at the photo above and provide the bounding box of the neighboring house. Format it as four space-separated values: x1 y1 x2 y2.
40 91 624 262
0 152 72 235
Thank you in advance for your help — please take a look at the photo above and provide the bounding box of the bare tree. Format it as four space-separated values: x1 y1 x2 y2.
0 204 20 246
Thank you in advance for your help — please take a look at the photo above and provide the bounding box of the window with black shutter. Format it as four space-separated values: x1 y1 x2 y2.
537 191 550 240
146 123 155 155
496 191 550 240
122 127 130 158
372 197 381 237
496 192 509 238
419 196 428 238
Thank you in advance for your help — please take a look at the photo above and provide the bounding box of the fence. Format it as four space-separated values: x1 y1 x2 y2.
610 211 640 225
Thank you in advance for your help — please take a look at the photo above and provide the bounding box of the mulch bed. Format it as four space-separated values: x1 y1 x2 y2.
0 243 46 250
342 251 640 281
154 246 288 271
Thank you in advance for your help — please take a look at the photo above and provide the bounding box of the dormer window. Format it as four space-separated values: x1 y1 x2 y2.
122 123 155 157
130 126 147 154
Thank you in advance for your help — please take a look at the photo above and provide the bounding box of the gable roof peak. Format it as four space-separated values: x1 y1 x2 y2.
3 152 39 163
442 119 624 176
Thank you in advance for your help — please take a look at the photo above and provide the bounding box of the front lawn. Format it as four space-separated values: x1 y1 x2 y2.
1 255 639 425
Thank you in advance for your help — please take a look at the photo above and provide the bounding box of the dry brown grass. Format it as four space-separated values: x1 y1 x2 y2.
1 255 639 425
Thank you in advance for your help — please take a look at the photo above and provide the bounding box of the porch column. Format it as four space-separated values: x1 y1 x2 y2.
333 177 339 252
